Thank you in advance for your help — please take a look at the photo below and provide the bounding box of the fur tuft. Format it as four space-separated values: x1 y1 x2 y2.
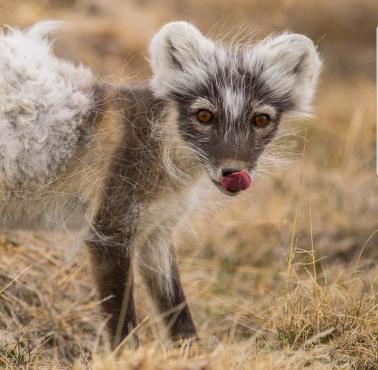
25 20 66 39
0 22 94 190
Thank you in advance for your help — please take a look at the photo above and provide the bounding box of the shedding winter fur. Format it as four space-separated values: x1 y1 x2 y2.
0 21 321 347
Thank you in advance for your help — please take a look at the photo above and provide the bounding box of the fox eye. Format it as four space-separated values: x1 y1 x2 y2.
196 109 214 124
253 114 271 128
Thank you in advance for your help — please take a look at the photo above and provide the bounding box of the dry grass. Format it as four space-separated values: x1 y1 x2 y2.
0 0 377 369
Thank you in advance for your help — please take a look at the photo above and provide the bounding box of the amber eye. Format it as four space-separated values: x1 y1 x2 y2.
253 114 271 128
196 109 214 124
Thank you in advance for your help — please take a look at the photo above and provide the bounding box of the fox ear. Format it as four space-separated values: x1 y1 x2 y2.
253 33 322 115
149 21 215 98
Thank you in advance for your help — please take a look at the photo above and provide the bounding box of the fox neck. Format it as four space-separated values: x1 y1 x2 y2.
117 84 205 196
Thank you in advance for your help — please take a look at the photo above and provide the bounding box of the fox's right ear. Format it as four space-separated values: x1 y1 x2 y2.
149 21 215 98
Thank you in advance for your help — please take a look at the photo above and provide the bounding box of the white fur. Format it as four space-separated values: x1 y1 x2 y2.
222 88 245 122
0 22 94 190
149 21 216 98
248 33 322 115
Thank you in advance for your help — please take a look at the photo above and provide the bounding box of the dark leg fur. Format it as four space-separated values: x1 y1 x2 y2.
87 228 138 348
139 242 197 341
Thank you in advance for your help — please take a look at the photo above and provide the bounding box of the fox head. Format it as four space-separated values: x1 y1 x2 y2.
149 22 321 195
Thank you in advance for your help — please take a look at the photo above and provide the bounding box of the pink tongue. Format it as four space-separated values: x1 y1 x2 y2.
220 171 252 193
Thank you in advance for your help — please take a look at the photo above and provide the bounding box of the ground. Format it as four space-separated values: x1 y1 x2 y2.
0 0 377 369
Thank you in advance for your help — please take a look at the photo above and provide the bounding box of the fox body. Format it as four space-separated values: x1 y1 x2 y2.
0 21 321 346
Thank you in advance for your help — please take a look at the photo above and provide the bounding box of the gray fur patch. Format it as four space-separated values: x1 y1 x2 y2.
0 22 95 190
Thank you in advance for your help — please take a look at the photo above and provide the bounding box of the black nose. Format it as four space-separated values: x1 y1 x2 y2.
222 168 241 177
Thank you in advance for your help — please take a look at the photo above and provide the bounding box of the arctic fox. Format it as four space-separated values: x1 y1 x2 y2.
0 21 321 347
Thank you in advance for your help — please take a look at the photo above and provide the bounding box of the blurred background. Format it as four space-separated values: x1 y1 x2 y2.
0 0 377 369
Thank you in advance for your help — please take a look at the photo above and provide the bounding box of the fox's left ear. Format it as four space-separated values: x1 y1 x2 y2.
149 21 215 98
253 33 322 116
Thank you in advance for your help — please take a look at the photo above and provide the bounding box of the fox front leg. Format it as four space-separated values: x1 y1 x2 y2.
138 231 197 341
